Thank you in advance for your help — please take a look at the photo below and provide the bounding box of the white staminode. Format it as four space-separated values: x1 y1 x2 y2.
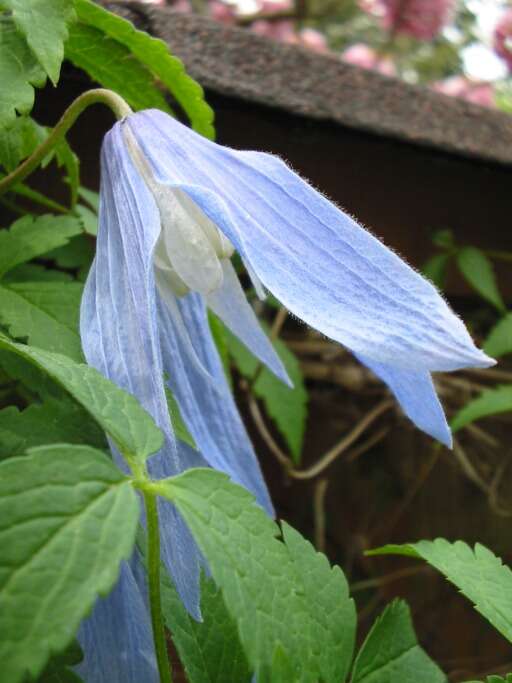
123 126 234 298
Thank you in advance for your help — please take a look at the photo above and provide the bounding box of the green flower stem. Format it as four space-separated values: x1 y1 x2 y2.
0 89 132 197
143 490 173 683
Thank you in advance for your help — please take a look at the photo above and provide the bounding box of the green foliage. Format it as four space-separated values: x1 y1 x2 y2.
350 600 447 682
68 0 215 139
0 398 106 459
484 313 512 358
166 386 197 450
456 247 505 312
223 322 308 463
463 676 512 683
0 281 83 361
0 214 83 278
451 385 512 433
0 115 46 171
0 19 46 130
157 468 356 682
35 641 84 683
161 572 251 683
0 445 139 683
0 0 75 84
0 335 163 463
422 252 450 288
369 539 512 644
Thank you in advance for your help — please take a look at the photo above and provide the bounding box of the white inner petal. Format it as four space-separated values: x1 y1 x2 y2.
123 123 234 298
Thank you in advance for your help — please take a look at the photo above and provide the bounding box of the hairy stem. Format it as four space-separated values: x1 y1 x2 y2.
144 491 173 683
0 89 132 197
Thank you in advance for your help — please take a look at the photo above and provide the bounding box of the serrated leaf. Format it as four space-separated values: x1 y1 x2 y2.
484 313 512 358
161 572 251 683
0 398 106 460
72 0 215 138
224 325 307 463
0 445 139 683
351 600 447 683
0 0 75 83
456 247 505 312
0 335 163 463
281 522 356 683
0 18 46 129
368 539 512 644
64 23 170 114
158 468 355 682
75 203 97 236
451 385 512 432
0 214 82 278
0 281 83 360
423 252 450 288
0 115 46 171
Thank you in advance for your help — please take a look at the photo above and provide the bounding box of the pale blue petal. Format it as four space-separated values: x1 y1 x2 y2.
126 110 493 375
157 289 274 514
80 125 201 616
357 353 452 447
75 560 159 683
206 260 290 385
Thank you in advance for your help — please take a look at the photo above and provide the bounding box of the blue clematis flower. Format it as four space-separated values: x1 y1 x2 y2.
78 108 493 679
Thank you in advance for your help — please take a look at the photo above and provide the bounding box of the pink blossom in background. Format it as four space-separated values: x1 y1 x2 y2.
209 0 236 24
168 0 192 12
494 9 512 70
433 76 495 108
365 0 454 41
250 0 295 43
298 28 328 53
342 43 396 76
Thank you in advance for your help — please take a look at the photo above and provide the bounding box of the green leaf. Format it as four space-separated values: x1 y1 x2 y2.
351 600 447 683
64 23 170 114
0 0 75 83
281 522 356 683
3 263 72 283
456 247 505 312
0 335 163 463
368 539 512 644
75 203 97 236
71 0 215 138
165 386 196 450
451 385 512 432
0 18 46 129
0 398 106 460
157 468 355 682
0 215 83 278
224 325 307 463
462 676 512 683
43 233 94 271
484 313 512 358
77 186 99 212
162 572 251 683
35 641 84 683
422 252 450 288
0 115 46 171
0 444 139 683
0 281 83 361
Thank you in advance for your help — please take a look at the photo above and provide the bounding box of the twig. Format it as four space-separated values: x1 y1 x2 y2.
248 396 293 469
313 478 329 552
289 400 393 479
350 565 428 593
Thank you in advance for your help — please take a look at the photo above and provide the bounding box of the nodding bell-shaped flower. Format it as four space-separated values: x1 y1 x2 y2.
78 107 493 679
